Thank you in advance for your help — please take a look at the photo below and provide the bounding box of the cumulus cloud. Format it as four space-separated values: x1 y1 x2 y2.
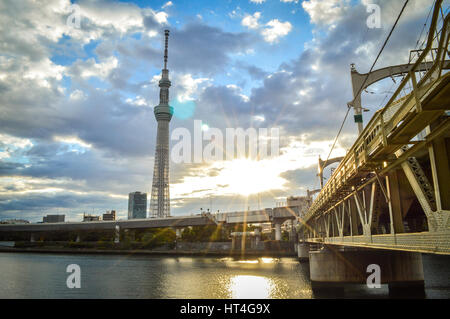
241 12 261 29
174 74 211 102
261 19 293 43
69 57 119 79
241 12 292 43
302 0 350 28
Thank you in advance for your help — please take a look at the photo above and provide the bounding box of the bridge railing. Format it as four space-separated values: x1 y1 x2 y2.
214 208 274 223
304 0 449 223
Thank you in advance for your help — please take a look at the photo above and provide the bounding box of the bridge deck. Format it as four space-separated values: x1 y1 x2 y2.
305 231 450 255
0 207 298 233
0 216 216 232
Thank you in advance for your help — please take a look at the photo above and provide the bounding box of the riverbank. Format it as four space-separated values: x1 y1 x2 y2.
0 246 296 257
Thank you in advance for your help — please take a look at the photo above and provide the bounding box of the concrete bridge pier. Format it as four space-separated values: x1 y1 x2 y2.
114 225 120 243
128 229 136 241
309 246 424 296
175 228 183 239
297 243 309 262
254 228 261 246
231 236 237 250
274 222 282 241
289 222 297 242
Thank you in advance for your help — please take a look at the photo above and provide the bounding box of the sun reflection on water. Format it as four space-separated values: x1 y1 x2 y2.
236 260 259 264
260 257 276 263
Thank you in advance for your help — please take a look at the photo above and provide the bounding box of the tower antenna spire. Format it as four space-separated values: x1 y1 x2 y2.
164 29 169 70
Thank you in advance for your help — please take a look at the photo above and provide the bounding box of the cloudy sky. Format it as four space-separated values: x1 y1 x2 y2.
0 0 441 222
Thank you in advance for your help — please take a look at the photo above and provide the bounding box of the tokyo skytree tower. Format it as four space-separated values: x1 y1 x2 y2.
150 30 172 218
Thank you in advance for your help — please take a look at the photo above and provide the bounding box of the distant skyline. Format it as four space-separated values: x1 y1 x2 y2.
0 0 435 221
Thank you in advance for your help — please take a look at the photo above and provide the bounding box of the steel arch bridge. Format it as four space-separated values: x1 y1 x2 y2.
298 0 450 255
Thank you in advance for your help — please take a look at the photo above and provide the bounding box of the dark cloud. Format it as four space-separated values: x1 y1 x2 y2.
106 22 258 77
170 23 257 75
235 61 269 80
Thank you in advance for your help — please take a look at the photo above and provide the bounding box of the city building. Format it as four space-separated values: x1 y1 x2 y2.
0 219 30 224
102 210 116 221
150 30 172 218
42 214 65 223
128 192 147 219
83 213 100 222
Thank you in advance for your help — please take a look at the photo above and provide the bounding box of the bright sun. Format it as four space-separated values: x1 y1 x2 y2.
215 158 287 196
170 139 347 199
171 158 288 198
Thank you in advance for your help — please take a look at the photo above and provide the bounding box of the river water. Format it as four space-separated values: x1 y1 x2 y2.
0 252 448 298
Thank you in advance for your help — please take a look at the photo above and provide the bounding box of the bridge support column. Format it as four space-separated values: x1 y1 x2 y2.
114 225 120 243
231 236 237 250
289 223 297 242
250 235 256 249
254 228 260 247
274 223 282 241
175 228 183 239
297 243 309 262
309 246 424 296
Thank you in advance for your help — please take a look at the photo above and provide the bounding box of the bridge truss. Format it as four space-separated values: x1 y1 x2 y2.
298 0 450 255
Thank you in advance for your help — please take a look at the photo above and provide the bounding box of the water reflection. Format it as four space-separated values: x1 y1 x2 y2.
261 257 275 263
236 260 259 264
0 253 446 298
0 254 313 298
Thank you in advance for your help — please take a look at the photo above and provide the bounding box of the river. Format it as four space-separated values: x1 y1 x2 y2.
0 252 448 298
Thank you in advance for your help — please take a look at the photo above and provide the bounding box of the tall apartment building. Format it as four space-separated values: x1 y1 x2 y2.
128 192 147 219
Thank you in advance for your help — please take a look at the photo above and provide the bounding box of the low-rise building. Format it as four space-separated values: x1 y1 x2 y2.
0 219 30 224
83 213 100 222
102 210 116 221
42 215 65 223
